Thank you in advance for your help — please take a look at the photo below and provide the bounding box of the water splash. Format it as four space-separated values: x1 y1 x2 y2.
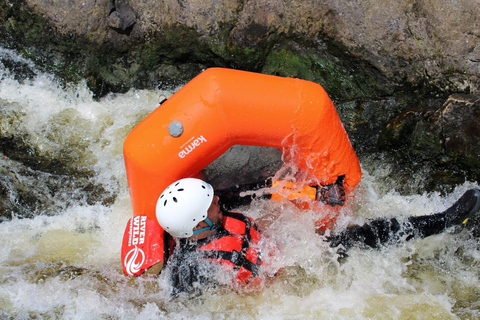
0 47 479 319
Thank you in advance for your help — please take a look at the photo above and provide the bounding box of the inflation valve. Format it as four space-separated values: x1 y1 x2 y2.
168 121 184 137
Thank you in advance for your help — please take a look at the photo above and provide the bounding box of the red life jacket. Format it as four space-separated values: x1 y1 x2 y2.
196 211 263 284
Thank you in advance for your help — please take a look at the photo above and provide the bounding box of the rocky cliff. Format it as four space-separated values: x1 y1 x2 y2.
1 0 479 195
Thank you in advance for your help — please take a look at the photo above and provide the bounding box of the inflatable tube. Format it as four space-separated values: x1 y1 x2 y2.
124 68 361 222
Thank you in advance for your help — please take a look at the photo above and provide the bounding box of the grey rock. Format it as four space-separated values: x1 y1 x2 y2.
108 0 136 32
23 0 480 93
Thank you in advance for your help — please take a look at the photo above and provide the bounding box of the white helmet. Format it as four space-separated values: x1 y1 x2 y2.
156 178 214 238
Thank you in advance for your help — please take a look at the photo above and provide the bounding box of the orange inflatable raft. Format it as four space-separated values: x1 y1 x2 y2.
122 68 362 273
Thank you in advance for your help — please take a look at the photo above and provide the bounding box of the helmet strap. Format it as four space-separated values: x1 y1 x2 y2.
192 217 218 235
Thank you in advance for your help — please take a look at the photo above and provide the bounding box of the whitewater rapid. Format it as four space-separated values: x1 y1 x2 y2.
0 47 479 319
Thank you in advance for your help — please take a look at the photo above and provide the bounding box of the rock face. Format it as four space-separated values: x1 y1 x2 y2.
16 0 479 95
0 0 479 199
380 94 480 190
440 95 480 168
385 94 480 163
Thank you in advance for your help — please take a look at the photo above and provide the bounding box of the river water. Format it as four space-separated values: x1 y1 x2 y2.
0 47 479 319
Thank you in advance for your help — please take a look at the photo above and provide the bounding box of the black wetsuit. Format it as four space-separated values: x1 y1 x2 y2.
166 239 215 297
166 211 262 297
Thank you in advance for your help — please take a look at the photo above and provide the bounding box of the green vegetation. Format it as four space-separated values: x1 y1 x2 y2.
262 48 389 102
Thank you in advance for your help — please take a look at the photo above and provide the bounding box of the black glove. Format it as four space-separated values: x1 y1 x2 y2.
317 175 346 206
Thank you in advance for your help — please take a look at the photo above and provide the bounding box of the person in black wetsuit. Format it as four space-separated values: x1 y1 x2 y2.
155 177 480 296
216 176 480 249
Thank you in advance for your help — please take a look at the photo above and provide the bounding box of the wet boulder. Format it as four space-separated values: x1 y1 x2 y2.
107 0 136 34
380 94 480 190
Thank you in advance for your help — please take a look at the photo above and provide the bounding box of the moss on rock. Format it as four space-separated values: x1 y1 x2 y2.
262 45 392 102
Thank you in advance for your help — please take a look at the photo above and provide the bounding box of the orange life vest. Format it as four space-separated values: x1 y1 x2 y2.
197 212 263 284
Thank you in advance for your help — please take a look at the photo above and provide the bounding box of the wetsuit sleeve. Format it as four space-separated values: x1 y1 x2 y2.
327 218 403 250
327 213 456 251
216 180 271 210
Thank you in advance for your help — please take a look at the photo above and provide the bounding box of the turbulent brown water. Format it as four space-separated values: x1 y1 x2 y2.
0 47 479 319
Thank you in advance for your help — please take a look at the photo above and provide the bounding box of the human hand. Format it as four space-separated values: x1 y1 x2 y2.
317 175 346 206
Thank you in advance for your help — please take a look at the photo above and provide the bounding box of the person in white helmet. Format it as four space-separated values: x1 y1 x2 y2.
156 178 265 296
156 178 480 297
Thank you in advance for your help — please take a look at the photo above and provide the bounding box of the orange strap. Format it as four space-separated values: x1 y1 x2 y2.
270 180 317 202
